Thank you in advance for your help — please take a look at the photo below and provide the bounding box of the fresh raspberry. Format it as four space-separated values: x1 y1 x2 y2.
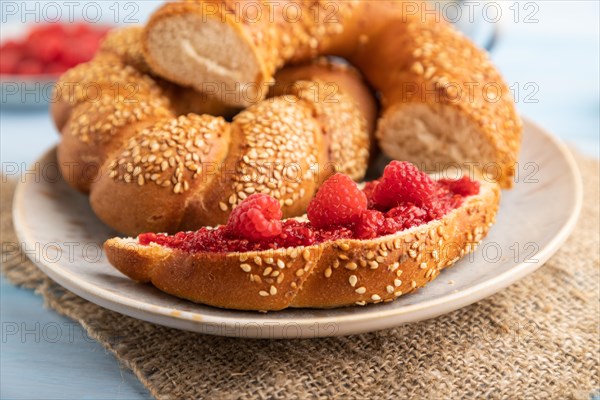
381 217 403 235
362 180 379 209
16 59 43 75
386 204 429 230
354 209 384 239
226 194 283 241
440 176 480 197
307 173 367 229
0 50 20 75
372 161 437 210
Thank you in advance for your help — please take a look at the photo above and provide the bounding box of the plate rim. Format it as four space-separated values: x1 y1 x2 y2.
12 117 583 338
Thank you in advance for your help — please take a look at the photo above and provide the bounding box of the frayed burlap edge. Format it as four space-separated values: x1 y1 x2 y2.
2 152 599 400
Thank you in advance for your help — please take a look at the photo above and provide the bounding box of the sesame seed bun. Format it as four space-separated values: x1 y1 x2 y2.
104 175 500 311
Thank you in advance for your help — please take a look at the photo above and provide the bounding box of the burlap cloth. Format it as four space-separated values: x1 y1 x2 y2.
2 152 599 400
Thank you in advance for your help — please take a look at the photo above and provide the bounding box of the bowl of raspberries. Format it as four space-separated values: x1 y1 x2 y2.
1 22 111 107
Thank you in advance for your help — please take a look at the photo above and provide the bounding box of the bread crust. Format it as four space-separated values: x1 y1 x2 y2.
105 177 500 311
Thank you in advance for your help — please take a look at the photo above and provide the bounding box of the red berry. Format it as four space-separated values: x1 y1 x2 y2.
381 217 403 235
440 176 480 197
226 194 283 241
62 31 103 66
372 161 437 210
1 40 21 52
354 209 384 239
0 50 21 74
16 59 43 75
386 204 429 230
307 173 367 229
28 23 65 41
44 62 68 75
36 36 63 63
362 180 379 209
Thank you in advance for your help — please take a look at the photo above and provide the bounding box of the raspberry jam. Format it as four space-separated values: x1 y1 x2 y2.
138 172 480 254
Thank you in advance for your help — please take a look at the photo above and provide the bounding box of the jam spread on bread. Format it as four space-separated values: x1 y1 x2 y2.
139 161 480 253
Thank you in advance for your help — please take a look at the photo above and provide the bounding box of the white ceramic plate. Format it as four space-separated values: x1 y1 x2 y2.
13 118 582 338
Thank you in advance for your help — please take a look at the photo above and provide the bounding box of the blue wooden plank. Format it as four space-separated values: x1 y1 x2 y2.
0 277 152 399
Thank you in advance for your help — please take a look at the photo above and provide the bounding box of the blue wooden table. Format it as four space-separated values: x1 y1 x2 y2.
1 2 598 398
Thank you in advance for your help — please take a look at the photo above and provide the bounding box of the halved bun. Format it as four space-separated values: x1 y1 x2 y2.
105 176 500 311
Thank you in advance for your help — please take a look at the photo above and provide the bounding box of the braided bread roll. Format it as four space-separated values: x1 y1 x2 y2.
52 27 375 236
144 1 522 187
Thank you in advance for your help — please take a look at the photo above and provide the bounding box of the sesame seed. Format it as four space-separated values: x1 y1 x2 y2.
412 61 424 74
277 259 285 269
219 202 228 211
296 269 304 277
254 256 262 266
259 290 269 297
355 287 366 294
339 243 350 251
345 262 358 271
339 254 349 260
324 268 332 278
270 285 277 295
349 275 358 287
394 291 403 297
394 279 402 287
302 250 310 261
368 261 379 270
371 294 381 301
263 267 273 276
386 285 394 294
411 280 417 289
239 254 248 262
420 262 427 269
240 264 251 273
